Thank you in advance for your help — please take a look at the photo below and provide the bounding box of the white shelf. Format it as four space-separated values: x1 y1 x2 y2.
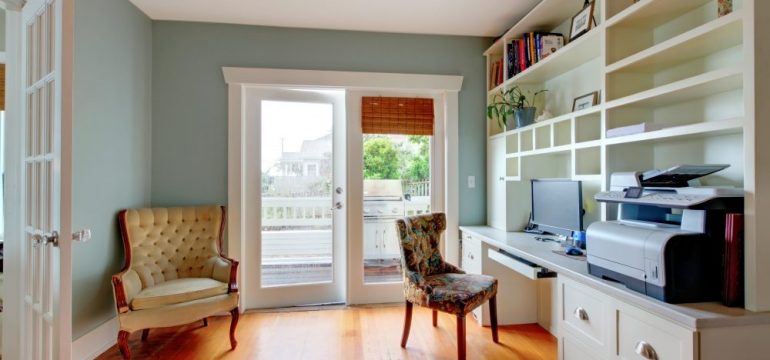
501 0 589 42
604 118 744 147
605 0 713 28
511 145 572 158
606 67 743 109
606 10 744 74
501 26 602 85
501 106 601 137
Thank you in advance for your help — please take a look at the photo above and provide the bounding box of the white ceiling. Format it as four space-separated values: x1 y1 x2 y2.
129 0 542 37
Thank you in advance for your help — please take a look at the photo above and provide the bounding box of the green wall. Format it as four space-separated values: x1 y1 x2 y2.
71 0 152 339
151 21 491 226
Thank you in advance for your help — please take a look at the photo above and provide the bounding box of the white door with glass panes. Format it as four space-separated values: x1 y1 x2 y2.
15 0 80 358
245 88 347 308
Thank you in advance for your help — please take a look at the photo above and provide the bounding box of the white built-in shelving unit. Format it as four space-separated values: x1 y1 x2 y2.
485 0 770 313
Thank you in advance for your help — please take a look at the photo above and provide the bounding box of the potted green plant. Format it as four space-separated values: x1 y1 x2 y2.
487 86 547 130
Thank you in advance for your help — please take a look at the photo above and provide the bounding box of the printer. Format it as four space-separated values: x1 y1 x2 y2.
586 165 743 303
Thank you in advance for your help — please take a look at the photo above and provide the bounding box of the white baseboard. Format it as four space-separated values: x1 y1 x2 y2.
72 317 118 360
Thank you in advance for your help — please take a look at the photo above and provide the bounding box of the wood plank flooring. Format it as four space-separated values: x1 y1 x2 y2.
96 304 556 360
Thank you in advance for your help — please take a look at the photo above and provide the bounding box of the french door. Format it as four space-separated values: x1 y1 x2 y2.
18 0 73 358
245 88 347 308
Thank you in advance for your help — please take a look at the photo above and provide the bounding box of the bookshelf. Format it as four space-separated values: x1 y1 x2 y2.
485 0 768 322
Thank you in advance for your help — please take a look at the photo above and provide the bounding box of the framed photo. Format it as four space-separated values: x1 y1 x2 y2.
570 1 596 41
572 91 599 111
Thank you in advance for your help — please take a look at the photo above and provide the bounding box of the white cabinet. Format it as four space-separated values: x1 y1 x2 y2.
363 220 400 260
558 276 696 360
487 137 506 230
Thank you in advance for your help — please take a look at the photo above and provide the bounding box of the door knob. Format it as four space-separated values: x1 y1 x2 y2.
32 231 59 247
335 187 343 194
331 202 343 210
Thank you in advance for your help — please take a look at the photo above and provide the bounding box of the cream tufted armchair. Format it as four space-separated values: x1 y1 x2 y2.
111 206 239 359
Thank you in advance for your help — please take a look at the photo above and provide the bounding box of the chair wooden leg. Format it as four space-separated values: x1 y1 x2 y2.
490 295 499 343
457 314 466 360
203 317 208 327
229 307 240 350
141 329 149 341
117 330 131 360
401 301 413 348
432 310 438 327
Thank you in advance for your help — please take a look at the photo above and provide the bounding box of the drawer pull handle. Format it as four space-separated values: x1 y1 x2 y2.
573 307 589 321
634 341 658 360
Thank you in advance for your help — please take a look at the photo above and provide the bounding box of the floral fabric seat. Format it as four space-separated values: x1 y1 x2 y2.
396 213 499 360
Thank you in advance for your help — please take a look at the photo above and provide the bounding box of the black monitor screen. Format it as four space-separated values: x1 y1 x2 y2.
531 179 583 237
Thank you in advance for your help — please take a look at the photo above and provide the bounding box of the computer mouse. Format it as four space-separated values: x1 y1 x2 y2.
565 246 584 256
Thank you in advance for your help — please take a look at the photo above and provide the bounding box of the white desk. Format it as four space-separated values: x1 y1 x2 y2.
460 226 770 360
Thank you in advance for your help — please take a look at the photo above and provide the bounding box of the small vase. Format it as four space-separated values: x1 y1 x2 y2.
514 107 537 128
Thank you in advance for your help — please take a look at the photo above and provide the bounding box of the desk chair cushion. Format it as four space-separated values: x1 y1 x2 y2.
130 277 228 311
422 273 497 315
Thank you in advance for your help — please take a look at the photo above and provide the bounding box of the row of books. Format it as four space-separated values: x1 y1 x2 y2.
489 59 505 89
489 32 566 90
507 33 564 78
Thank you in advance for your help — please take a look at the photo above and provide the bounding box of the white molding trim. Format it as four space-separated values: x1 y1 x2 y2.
224 67 464 307
72 317 119 360
223 67 463 92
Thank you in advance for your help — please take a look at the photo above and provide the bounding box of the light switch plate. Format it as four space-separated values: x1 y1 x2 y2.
468 176 476 188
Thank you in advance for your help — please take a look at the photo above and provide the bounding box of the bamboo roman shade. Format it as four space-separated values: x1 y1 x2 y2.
361 97 434 135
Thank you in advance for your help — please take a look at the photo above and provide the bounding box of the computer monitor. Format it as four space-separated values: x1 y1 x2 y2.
530 179 584 237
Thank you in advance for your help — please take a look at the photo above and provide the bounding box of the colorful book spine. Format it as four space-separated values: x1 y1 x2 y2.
722 213 744 307
505 43 513 79
518 39 527 72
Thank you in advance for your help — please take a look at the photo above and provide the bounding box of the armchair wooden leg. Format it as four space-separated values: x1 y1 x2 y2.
141 329 149 341
400 301 413 348
457 314 466 360
490 295 499 343
229 307 240 350
432 310 438 327
203 318 208 327
118 330 131 360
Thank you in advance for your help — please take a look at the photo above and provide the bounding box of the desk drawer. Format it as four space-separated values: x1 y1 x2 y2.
616 302 695 360
560 277 611 352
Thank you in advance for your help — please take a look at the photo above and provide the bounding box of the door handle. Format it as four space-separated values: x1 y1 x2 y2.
375 230 379 248
573 307 589 321
634 341 658 360
331 202 343 210
335 187 343 194
32 231 59 247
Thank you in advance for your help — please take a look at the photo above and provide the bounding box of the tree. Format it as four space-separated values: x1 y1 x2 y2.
363 137 400 179
402 136 430 181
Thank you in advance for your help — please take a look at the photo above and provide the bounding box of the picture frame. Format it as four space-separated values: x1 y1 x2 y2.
572 91 599 111
570 1 596 41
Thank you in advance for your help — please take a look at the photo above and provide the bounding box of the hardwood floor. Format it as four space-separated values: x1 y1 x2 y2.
96 304 556 360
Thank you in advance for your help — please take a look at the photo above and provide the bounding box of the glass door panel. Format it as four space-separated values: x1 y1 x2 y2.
261 100 335 287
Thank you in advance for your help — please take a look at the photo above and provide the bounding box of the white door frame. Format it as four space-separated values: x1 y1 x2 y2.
239 87 347 308
224 67 462 307
3 0 74 358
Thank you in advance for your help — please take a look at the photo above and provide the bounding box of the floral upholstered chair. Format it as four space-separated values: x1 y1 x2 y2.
111 206 239 359
395 213 499 360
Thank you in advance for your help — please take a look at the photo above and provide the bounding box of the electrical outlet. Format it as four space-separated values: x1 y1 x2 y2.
468 176 476 189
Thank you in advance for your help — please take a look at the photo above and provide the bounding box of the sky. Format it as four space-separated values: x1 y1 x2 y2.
261 100 333 172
